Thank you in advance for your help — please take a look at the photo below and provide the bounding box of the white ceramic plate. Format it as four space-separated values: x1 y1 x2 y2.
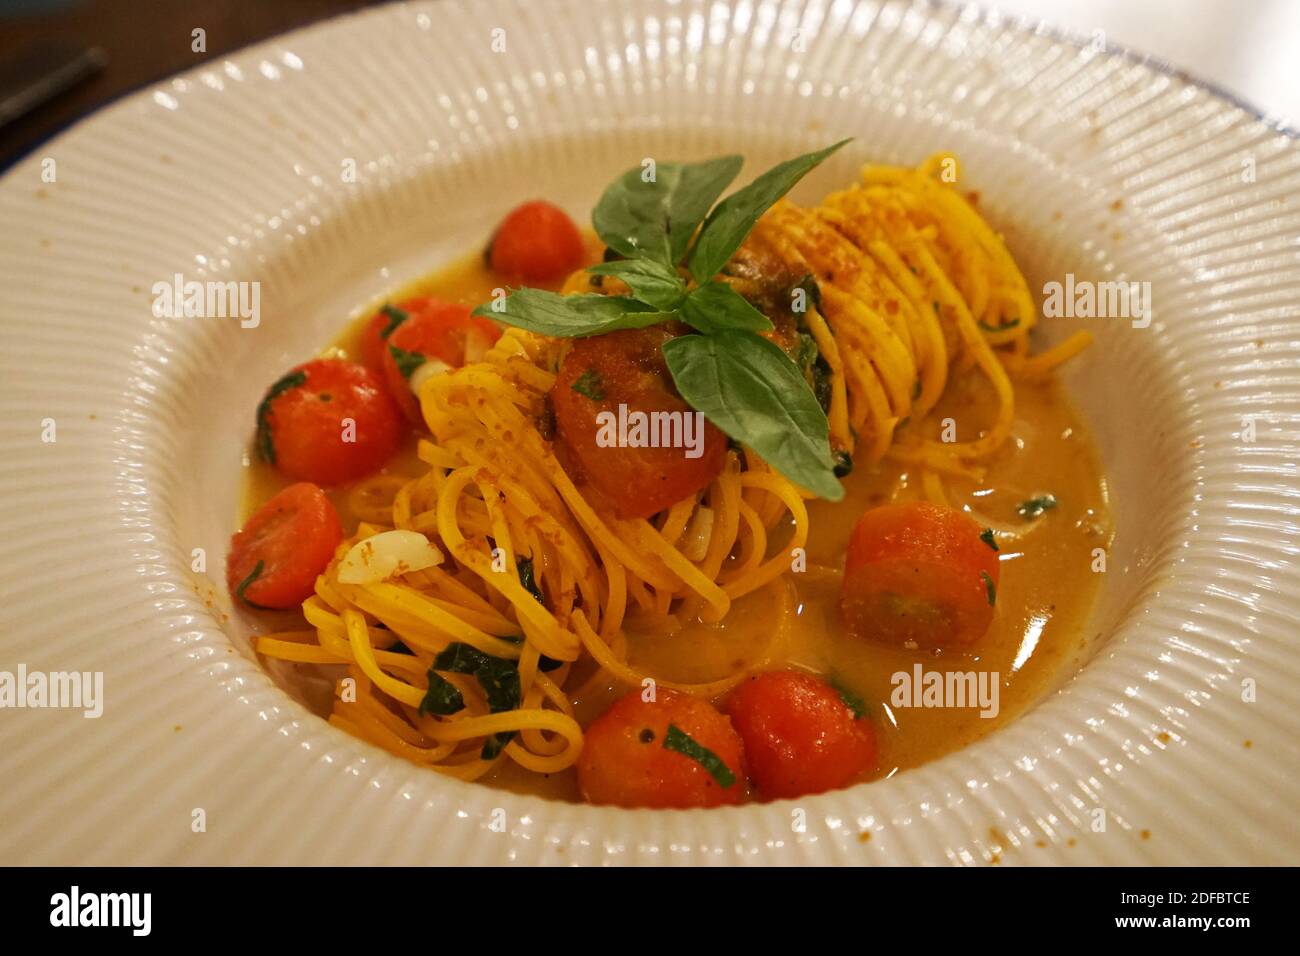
2 0 1298 866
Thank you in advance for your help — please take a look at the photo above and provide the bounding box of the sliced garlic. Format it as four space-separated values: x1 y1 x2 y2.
408 356 452 397
337 529 443 585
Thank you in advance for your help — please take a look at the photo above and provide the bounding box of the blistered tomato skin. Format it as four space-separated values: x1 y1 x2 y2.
726 670 877 800
577 688 747 809
226 482 343 609
260 359 403 486
550 326 728 519
487 200 586 282
840 501 1001 649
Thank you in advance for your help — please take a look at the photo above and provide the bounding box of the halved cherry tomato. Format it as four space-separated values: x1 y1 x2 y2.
379 299 501 424
550 326 728 519
227 482 343 609
840 501 1000 649
577 688 747 809
726 670 877 800
359 299 417 374
258 358 402 486
487 200 585 282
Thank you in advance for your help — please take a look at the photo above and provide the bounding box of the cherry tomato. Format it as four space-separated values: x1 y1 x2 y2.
227 482 343 609
359 299 419 374
577 688 747 808
840 501 1001 649
726 670 877 800
550 326 728 519
487 200 585 282
257 358 402 486
379 299 501 424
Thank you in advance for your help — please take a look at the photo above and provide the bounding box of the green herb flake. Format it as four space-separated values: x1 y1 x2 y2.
662 724 736 788
982 571 997 606
254 369 306 464
388 344 426 380
792 274 822 313
379 303 409 339
234 559 270 609
1017 494 1058 519
980 528 999 551
978 316 1022 332
829 675 868 720
570 368 605 401
517 554 545 604
419 670 465 716
430 643 522 760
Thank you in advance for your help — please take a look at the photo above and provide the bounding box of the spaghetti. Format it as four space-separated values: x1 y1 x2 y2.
254 153 1090 785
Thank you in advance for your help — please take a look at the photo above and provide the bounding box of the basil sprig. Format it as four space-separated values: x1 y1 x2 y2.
472 141 851 501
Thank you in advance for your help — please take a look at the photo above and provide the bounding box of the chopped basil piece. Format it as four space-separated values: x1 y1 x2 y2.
234 559 271 609
830 675 867 720
379 303 409 339
254 369 306 464
980 528 999 551
419 670 465 716
978 316 1021 332
431 643 522 759
570 368 605 401
517 555 545 604
1017 494 1058 519
662 723 736 788
792 273 822 312
388 343 426 380
981 571 997 606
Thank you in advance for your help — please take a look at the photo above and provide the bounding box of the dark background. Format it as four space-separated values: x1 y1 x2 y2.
0 0 386 168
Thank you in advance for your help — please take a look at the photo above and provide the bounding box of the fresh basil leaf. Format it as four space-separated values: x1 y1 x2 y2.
662 724 736 788
255 369 306 464
592 154 743 266
586 258 686 311
662 331 843 500
419 670 465 716
687 139 850 283
678 280 773 334
472 289 672 338
388 343 426 379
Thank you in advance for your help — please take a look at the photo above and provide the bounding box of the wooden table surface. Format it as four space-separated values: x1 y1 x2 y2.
0 0 383 168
